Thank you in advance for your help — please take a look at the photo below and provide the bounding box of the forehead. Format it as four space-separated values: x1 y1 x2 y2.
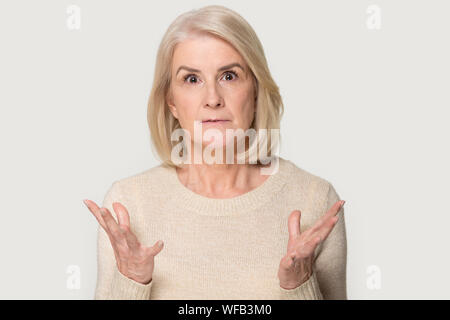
171 34 246 72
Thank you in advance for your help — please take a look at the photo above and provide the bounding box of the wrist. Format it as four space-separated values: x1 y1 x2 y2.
139 278 152 285
280 272 312 290
117 267 152 285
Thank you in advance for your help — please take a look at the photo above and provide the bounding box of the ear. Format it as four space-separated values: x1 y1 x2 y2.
166 89 179 119
253 93 257 113
252 74 258 103
168 104 179 119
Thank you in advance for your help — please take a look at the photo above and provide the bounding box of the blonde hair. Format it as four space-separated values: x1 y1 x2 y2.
147 5 284 168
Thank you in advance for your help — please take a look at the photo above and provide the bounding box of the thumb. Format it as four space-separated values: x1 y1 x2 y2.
150 240 164 256
288 210 301 239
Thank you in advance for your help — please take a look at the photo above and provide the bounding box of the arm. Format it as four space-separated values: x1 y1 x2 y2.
94 182 153 300
278 182 347 300
313 182 348 300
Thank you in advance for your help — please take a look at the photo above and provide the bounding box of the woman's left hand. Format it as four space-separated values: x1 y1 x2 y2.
277 200 345 289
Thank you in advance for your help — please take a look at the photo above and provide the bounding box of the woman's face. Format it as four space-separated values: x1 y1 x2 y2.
167 33 256 151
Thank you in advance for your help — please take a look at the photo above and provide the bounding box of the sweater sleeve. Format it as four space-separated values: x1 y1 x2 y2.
94 181 153 300
278 270 324 300
278 181 347 300
313 182 348 300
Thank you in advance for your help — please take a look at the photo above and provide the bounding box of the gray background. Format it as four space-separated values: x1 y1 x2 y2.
0 0 448 299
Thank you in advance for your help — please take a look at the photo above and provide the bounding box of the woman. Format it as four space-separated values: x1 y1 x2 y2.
84 5 347 300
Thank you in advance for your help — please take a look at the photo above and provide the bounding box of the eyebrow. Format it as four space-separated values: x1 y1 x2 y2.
175 63 245 76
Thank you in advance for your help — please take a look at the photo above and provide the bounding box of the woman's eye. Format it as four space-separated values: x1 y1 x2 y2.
183 71 238 84
222 71 238 81
183 74 198 84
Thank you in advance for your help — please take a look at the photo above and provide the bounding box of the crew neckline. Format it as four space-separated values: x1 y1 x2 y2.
163 156 292 216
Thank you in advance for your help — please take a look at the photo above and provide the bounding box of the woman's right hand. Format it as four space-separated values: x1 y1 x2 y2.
83 199 164 285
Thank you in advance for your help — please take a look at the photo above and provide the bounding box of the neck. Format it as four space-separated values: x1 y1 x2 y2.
176 162 268 198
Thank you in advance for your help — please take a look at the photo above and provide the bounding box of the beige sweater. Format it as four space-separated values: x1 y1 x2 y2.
94 156 347 300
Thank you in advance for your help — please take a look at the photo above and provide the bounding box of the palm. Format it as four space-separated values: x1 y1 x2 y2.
84 199 164 284
278 200 345 289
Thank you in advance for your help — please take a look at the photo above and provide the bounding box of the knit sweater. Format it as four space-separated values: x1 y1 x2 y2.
94 156 347 300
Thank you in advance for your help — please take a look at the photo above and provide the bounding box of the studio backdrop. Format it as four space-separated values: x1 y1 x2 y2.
0 0 448 299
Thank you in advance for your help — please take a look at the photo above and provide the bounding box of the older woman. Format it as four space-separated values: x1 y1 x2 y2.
84 5 347 300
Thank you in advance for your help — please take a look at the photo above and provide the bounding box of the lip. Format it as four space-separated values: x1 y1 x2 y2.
201 120 230 123
201 120 231 127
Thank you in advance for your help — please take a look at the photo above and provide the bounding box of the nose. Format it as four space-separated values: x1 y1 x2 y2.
204 83 224 109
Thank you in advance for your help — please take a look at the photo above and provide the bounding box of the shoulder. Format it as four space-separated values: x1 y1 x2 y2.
108 162 174 199
281 157 332 194
280 157 339 213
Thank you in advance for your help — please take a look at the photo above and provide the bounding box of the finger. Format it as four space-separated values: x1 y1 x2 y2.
281 253 295 270
100 207 126 244
94 212 121 263
311 200 345 233
292 236 321 259
287 210 301 239
123 228 141 251
147 240 164 257
83 199 108 230
112 202 131 230
85 202 123 262
312 214 340 246
111 202 142 251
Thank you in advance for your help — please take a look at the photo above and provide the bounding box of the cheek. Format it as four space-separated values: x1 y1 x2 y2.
173 91 199 127
177 110 198 133
225 88 255 125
